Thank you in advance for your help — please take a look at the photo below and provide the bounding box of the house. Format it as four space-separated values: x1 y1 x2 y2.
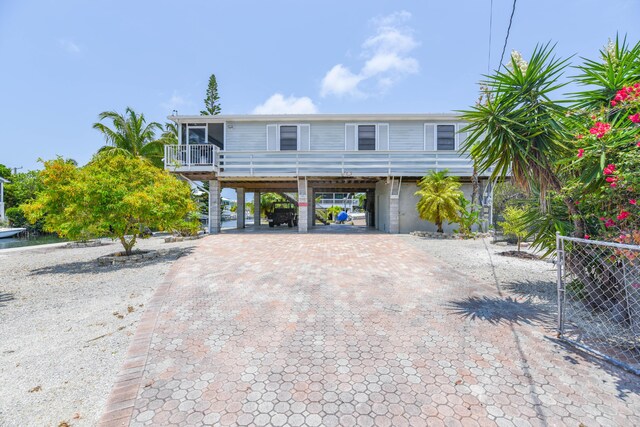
163 113 494 233
0 177 7 221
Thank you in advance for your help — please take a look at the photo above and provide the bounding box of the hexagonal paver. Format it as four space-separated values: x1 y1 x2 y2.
98 234 640 426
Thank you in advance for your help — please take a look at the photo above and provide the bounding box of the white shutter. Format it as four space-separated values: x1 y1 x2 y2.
377 123 389 150
424 124 435 150
345 124 356 150
457 124 467 151
299 124 310 151
266 124 277 150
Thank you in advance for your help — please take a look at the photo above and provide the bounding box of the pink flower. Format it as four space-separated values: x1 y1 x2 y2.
617 211 630 221
577 148 584 158
606 177 617 183
637 141 640 147
611 100 617 107
631 199 637 205
605 219 616 228
576 134 584 140
629 113 640 124
584 234 590 239
611 182 618 188
603 164 617 175
589 122 611 138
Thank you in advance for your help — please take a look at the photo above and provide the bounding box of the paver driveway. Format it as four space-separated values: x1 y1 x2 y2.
99 234 640 426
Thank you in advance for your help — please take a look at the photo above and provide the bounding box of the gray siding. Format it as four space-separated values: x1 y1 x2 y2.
225 122 266 151
310 122 345 150
389 121 425 150
224 120 468 152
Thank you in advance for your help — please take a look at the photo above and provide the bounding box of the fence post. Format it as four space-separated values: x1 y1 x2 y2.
556 231 565 338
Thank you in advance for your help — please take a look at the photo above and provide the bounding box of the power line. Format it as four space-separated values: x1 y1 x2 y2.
499 0 518 68
488 0 494 73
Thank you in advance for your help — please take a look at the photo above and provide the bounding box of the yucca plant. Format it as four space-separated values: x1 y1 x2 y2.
571 36 640 111
415 170 463 233
93 107 165 168
460 43 584 237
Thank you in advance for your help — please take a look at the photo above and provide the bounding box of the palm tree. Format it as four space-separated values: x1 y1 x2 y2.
460 44 584 236
159 122 179 145
415 170 463 233
93 107 165 167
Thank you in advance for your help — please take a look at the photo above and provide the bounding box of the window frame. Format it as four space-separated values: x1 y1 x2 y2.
185 123 208 145
435 123 458 151
345 123 379 151
278 124 299 151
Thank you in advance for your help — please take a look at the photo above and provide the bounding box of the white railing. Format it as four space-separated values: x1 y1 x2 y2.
164 145 478 177
219 150 476 177
164 144 218 170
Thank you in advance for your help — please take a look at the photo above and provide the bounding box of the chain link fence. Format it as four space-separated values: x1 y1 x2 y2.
557 233 640 374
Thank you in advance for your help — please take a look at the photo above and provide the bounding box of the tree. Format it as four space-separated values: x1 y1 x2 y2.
461 44 584 236
92 107 165 168
0 163 11 179
22 154 199 255
499 206 528 251
4 170 43 209
415 170 463 233
159 122 178 145
201 74 221 115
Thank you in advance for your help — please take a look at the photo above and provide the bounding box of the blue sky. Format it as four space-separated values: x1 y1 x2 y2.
1 0 639 173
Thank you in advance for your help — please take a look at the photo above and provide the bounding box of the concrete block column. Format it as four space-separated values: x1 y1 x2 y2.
255 191 261 226
208 180 221 234
308 187 315 227
389 179 400 234
297 178 309 233
236 188 245 229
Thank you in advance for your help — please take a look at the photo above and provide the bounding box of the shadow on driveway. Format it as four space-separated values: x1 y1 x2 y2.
446 296 551 326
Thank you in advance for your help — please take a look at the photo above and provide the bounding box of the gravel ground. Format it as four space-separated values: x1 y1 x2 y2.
403 236 559 313
0 237 201 427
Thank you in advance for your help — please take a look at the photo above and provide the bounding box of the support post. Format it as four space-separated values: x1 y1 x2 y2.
236 188 245 229
297 178 309 233
255 191 261 226
308 187 315 227
208 180 221 234
389 177 400 234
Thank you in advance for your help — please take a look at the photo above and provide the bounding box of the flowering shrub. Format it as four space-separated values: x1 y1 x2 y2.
571 79 640 244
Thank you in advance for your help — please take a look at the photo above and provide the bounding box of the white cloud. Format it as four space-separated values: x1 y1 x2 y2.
252 93 318 114
58 38 80 53
320 65 363 97
320 10 419 98
161 91 189 112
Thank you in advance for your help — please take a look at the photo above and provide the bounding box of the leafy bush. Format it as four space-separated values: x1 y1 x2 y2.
499 206 528 251
456 196 480 236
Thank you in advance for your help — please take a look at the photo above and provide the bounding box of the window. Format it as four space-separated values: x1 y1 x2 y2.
358 125 376 150
436 125 456 150
280 125 298 150
187 124 206 145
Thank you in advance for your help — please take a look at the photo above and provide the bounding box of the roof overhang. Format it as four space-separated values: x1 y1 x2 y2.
0 177 9 183
168 113 463 124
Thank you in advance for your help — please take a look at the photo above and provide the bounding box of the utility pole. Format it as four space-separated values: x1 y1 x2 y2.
12 166 23 175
